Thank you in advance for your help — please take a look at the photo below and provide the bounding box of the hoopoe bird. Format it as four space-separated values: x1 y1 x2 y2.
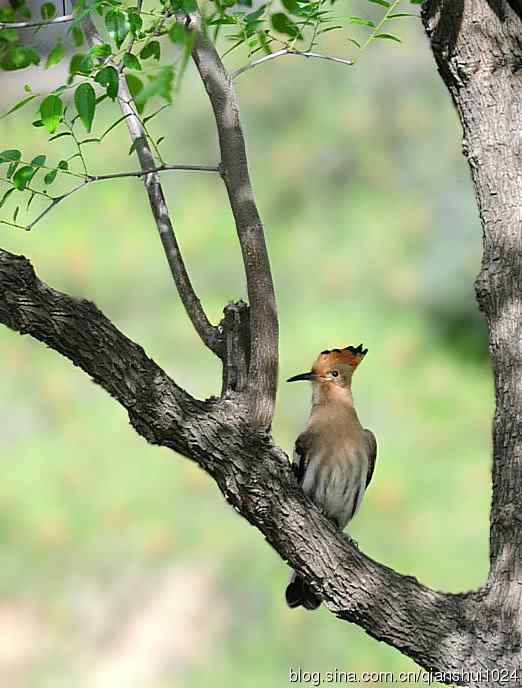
285 344 377 610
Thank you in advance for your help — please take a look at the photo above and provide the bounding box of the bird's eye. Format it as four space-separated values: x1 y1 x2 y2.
331 370 339 378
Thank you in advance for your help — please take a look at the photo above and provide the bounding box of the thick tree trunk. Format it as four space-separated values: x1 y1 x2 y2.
423 0 522 679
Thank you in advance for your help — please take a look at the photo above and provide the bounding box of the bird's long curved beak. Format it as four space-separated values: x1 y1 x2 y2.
287 371 315 383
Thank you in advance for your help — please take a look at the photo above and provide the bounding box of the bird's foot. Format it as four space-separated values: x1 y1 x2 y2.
342 533 359 549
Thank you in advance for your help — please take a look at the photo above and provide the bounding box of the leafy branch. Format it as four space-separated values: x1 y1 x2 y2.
0 0 420 233
231 47 353 80
0 148 221 230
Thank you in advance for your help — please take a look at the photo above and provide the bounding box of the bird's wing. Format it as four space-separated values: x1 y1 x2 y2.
292 431 313 484
364 429 377 489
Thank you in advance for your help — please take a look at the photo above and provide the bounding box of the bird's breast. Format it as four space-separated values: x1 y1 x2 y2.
301 446 368 530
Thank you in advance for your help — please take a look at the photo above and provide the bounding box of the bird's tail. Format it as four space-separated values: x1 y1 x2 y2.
285 570 321 610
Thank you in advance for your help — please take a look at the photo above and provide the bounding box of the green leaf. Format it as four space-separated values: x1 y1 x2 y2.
271 12 301 38
347 36 361 48
367 0 390 6
46 40 65 68
169 24 187 43
13 165 35 190
31 155 46 167
245 5 266 24
181 0 197 10
123 52 141 70
100 113 128 139
257 30 272 54
318 25 342 35
13 206 19 222
140 40 160 61
58 160 69 170
1 46 40 71
105 9 129 49
69 52 93 75
72 26 84 47
74 82 96 132
1 95 37 119
388 12 418 17
44 169 58 185
374 32 401 42
48 132 72 141
41 2 56 20
39 94 63 134
0 5 15 20
142 105 168 124
281 0 298 14
90 42 112 58
26 191 36 211
6 161 18 178
127 7 143 34
125 73 144 112
95 66 119 100
348 16 375 27
0 28 18 43
128 134 146 156
0 187 15 208
133 67 173 112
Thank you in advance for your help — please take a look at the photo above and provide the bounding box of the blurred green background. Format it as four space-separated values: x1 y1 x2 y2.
0 7 492 688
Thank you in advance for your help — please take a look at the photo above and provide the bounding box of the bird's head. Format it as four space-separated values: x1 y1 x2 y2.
287 345 368 392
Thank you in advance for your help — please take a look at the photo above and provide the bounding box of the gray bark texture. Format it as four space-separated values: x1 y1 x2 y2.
421 0 522 682
0 0 521 684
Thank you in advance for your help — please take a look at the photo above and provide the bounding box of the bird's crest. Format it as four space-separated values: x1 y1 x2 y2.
313 344 368 373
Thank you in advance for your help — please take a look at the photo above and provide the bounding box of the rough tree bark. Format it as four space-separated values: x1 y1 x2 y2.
422 0 522 680
1 1 521 685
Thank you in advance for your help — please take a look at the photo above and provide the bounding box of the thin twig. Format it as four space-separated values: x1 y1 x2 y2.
357 0 401 57
87 164 221 181
27 181 87 230
0 14 74 29
0 178 53 200
19 164 220 230
63 120 89 176
0 219 27 230
231 48 353 80
1 162 220 230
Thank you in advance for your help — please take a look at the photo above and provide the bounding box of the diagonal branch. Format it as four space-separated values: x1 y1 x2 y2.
82 17 222 358
0 246 486 680
189 14 279 428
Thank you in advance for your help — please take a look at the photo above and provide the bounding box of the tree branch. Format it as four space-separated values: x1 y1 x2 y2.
81 16 222 358
18 165 221 231
0 14 74 29
189 14 279 428
231 48 354 80
0 246 488 680
87 163 221 180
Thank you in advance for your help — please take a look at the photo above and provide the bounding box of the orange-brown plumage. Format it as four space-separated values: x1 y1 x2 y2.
312 344 368 376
